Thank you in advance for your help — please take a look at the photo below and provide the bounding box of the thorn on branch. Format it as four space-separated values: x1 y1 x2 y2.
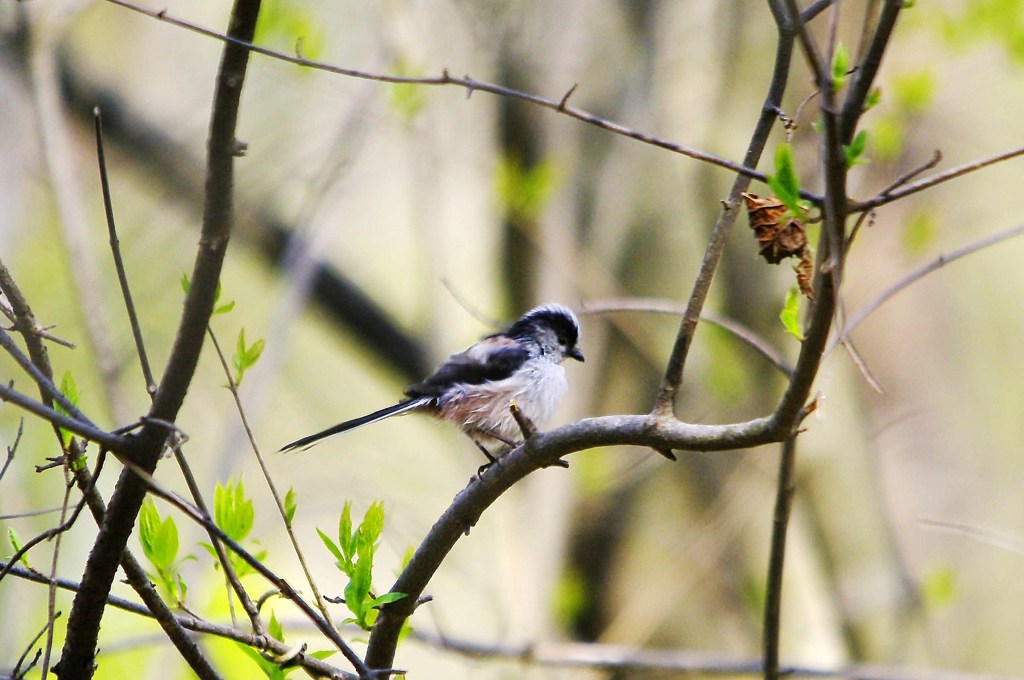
558 83 578 111
654 447 677 461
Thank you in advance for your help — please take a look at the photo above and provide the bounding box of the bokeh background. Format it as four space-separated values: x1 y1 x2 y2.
2 1 1023 678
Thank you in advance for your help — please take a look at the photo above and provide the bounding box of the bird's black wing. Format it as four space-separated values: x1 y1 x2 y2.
406 341 530 398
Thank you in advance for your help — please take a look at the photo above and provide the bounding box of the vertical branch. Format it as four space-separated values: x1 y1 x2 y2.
840 0 904 144
762 436 798 680
57 0 264 676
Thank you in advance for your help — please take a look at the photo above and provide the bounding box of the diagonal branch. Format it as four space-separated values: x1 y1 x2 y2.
364 411 787 670
652 0 798 415
852 145 1024 213
831 222 1024 354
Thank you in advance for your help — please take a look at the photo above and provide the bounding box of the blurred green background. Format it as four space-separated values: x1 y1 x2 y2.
2 1 1024 678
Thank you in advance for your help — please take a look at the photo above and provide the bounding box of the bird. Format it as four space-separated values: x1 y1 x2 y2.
280 303 584 461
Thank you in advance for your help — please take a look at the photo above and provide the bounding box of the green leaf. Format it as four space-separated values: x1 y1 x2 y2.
268 610 285 641
370 591 407 608
338 501 355 563
8 527 30 569
139 498 179 571
864 86 883 112
398 545 415 575
359 502 385 550
779 286 804 340
894 70 935 113
318 528 347 570
766 143 803 215
284 487 297 526
55 370 80 447
310 650 337 661
496 155 560 223
831 42 850 91
842 129 870 168
232 329 265 385
256 0 327 62
182 273 234 314
922 564 957 608
214 477 255 542
236 642 284 680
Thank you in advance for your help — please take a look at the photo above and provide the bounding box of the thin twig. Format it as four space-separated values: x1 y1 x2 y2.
839 0 904 144
0 418 24 484
580 298 793 377
12 612 60 680
98 0 812 194
873 149 943 198
41 444 80 679
26 7 121 391
59 0 265 672
94 107 157 396
409 629 1013 680
852 145 1024 213
0 380 127 453
830 223 1024 354
0 259 216 677
0 324 93 428
207 326 335 631
0 449 107 584
116 458 375 678
0 260 217 677
0 561 358 680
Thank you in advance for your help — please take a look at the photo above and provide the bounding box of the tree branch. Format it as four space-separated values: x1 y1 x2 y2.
57 0 265 675
98 0 792 189
763 437 798 680
364 411 785 669
652 1 798 414
1 561 358 680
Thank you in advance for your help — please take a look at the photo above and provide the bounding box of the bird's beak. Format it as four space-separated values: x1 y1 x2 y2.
569 347 585 362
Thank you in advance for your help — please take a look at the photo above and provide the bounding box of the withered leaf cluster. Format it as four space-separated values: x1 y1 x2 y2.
742 192 815 299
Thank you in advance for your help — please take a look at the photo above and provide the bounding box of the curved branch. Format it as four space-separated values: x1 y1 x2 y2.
364 412 781 669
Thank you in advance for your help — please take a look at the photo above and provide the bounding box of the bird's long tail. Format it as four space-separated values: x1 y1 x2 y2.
279 397 432 452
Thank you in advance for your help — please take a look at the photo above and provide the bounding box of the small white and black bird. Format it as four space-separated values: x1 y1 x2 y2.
280 303 584 458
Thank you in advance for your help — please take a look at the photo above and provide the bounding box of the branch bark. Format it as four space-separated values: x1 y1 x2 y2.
56 0 264 675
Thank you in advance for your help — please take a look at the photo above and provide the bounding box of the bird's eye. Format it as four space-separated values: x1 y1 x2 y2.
556 334 567 346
